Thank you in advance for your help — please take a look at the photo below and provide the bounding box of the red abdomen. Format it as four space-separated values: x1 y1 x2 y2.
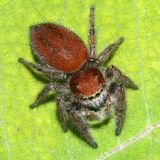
70 68 105 97
30 23 87 72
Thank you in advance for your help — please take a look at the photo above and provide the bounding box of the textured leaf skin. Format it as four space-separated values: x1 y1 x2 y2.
0 1 160 160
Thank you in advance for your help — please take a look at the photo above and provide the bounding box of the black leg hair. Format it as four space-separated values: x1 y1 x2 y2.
30 82 54 109
68 107 97 148
18 58 66 80
88 5 96 61
97 37 124 65
112 84 125 135
56 96 69 132
105 65 138 89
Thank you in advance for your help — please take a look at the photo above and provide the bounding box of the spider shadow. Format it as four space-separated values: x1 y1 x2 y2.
88 117 111 129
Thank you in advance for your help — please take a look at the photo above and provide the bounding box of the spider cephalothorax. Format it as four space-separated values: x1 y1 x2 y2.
19 6 138 148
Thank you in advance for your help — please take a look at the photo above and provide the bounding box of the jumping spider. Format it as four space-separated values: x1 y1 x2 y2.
18 6 138 148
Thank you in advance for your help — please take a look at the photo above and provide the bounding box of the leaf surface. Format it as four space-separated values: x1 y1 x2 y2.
0 1 160 160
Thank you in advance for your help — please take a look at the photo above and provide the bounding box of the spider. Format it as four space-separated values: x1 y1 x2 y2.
18 5 138 148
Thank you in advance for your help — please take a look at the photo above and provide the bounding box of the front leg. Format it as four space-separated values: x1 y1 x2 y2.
68 107 97 148
112 84 125 135
56 96 69 132
105 65 138 89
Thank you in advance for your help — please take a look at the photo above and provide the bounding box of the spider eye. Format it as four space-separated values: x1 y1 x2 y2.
109 83 117 94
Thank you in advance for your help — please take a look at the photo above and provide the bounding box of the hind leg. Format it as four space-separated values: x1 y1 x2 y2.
88 5 96 60
18 58 65 80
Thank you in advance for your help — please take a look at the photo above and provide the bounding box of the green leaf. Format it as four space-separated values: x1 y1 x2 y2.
0 1 160 160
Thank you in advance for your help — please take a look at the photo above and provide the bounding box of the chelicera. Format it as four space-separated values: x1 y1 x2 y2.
19 6 138 148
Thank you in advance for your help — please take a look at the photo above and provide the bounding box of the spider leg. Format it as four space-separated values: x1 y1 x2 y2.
85 102 112 121
30 82 54 109
97 37 124 65
68 107 97 148
85 108 100 120
18 58 65 80
88 5 96 61
112 84 125 135
56 96 69 132
105 65 138 89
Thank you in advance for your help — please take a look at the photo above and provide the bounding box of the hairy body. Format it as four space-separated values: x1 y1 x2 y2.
19 6 138 148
